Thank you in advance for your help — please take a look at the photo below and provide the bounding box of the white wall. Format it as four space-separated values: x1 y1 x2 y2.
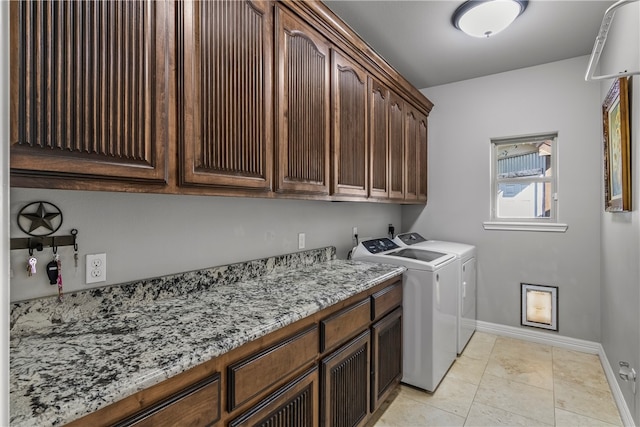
9 188 401 301
403 56 603 342
599 2 640 422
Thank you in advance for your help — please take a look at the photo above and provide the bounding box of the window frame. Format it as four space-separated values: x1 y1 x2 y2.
484 133 568 233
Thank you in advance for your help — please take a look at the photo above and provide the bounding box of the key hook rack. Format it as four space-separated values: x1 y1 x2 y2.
11 201 79 254
11 229 79 255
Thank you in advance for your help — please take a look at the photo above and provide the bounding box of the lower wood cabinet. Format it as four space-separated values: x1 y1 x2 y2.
67 278 402 427
371 308 403 412
229 367 319 427
320 330 371 427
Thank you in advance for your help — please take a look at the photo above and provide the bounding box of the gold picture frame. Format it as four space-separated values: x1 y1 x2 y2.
603 77 631 212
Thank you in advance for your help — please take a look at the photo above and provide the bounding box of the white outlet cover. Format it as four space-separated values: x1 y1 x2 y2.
86 253 107 284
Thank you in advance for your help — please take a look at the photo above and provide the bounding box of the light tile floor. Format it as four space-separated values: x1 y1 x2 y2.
369 332 623 427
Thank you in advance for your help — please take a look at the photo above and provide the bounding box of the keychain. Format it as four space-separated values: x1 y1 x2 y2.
27 257 37 277
56 254 63 302
46 258 59 285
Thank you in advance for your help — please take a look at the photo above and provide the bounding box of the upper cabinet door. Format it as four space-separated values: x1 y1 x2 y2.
180 0 273 191
275 6 331 195
10 0 169 184
388 93 405 201
404 105 419 201
369 78 389 199
417 112 428 202
404 104 428 202
331 50 368 198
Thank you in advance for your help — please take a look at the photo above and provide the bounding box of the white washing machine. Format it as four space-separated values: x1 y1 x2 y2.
352 237 458 392
394 232 477 354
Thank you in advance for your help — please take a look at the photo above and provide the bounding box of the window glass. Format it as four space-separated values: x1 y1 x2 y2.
492 135 556 221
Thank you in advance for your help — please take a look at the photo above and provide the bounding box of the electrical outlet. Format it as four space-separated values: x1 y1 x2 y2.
86 253 106 284
352 227 358 237
298 232 305 249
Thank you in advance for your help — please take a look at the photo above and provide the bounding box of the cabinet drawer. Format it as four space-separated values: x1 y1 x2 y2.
229 367 319 427
228 326 318 411
320 298 371 353
114 374 220 427
371 281 402 321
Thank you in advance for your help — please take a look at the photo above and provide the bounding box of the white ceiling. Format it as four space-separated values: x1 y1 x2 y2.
323 0 613 88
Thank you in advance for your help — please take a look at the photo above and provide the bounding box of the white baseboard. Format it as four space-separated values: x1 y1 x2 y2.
476 321 635 426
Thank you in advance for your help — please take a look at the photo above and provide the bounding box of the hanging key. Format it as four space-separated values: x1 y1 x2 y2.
74 252 78 269
27 257 37 277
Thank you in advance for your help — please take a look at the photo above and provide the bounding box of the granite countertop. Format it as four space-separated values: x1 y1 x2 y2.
10 257 405 427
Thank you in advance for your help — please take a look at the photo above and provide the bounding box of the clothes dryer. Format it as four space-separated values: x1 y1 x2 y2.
352 238 458 392
394 232 477 354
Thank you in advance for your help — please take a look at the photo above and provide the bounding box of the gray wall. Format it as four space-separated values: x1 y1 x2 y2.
9 188 401 301
404 56 603 342
599 2 640 422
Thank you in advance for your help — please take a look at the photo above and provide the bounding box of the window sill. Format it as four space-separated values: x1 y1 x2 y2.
482 221 568 233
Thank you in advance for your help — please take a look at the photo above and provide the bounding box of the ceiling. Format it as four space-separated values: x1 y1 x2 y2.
323 0 613 89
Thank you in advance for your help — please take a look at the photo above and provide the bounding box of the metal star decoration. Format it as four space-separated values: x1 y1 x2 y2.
18 202 63 236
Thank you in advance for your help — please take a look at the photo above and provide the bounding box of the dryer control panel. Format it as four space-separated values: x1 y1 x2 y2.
362 238 400 254
396 232 427 245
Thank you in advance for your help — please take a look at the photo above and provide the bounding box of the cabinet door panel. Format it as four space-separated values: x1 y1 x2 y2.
180 0 273 190
230 367 319 427
417 112 428 202
388 93 405 200
369 78 389 199
275 6 331 195
10 0 168 184
404 106 419 201
332 50 368 197
320 330 370 427
371 308 402 412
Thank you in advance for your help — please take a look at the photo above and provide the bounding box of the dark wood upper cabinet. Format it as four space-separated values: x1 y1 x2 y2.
274 5 331 195
388 93 405 201
179 0 273 191
10 0 169 185
331 50 368 198
368 78 390 199
9 0 431 204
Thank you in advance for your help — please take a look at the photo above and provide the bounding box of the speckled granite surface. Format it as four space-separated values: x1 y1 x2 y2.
10 247 405 427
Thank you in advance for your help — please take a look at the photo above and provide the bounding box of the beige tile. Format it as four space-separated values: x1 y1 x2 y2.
485 352 553 390
374 395 465 427
475 374 555 425
555 378 622 426
465 402 553 427
471 331 498 344
552 348 609 390
555 408 620 427
447 355 488 386
463 333 496 361
491 336 552 362
400 376 478 417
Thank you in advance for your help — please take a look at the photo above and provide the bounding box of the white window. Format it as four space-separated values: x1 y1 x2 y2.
484 133 567 232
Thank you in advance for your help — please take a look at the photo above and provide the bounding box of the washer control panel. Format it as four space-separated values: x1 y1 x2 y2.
362 238 400 254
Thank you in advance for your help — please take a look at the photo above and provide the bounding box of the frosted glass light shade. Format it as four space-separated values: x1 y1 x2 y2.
453 0 528 38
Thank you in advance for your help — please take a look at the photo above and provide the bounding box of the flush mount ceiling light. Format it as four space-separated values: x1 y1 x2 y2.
452 0 528 38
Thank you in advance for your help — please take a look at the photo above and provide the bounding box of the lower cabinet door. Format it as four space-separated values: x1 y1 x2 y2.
371 308 403 411
229 367 319 427
320 330 371 427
